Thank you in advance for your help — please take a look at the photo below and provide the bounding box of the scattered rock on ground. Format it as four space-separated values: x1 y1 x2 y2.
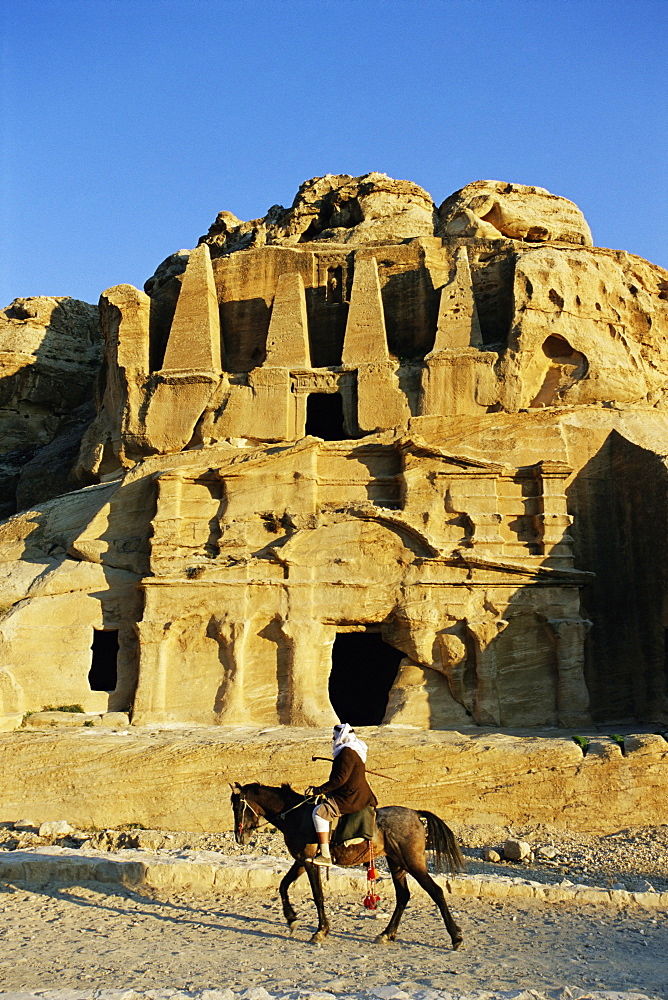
2 820 668 894
535 846 559 860
503 839 532 861
38 820 74 838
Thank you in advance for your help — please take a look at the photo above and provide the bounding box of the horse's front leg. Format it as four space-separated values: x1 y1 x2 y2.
305 861 330 944
279 860 305 935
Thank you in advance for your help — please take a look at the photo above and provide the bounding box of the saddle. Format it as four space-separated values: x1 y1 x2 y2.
294 800 376 849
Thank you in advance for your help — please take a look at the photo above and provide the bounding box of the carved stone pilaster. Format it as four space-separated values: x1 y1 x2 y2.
533 461 574 560
448 478 503 549
209 616 252 724
279 618 338 727
151 473 184 573
132 620 174 718
465 618 509 726
437 628 470 712
544 617 592 726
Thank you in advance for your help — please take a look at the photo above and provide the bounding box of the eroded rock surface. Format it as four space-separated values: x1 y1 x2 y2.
197 172 437 256
2 725 667 833
0 296 101 515
0 175 667 733
437 180 593 246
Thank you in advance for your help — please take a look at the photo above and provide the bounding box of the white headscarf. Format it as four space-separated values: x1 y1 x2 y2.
332 722 368 763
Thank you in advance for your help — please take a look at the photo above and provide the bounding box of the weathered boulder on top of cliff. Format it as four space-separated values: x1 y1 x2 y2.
497 245 668 410
437 180 593 246
197 172 436 257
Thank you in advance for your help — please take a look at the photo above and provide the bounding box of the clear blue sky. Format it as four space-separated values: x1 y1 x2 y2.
1 0 667 306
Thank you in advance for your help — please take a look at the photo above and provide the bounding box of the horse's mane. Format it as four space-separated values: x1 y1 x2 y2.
278 782 304 807
242 781 304 809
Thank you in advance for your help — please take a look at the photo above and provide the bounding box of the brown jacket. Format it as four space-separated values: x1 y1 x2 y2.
314 747 377 815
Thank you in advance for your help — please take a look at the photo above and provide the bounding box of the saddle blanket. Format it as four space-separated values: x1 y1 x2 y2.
332 804 376 846
293 800 376 846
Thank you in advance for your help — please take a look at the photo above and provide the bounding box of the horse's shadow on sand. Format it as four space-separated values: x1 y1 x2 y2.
1 878 440 949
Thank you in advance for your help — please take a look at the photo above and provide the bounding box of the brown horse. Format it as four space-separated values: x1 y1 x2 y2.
230 781 465 948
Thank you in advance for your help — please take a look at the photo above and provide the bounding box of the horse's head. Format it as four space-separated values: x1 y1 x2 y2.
229 781 264 845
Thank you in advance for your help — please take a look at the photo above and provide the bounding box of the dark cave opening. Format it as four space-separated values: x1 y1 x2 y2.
329 631 404 725
89 629 119 692
305 392 347 440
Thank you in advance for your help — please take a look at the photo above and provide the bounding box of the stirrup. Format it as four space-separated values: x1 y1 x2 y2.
312 851 332 867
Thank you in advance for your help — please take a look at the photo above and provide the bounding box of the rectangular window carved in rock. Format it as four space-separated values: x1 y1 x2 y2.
326 266 344 304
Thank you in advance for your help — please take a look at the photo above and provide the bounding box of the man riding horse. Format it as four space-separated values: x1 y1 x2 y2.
230 736 466 945
306 722 377 866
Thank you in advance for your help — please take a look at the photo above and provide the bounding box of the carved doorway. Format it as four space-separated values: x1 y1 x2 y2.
305 392 347 440
89 629 119 692
329 630 403 725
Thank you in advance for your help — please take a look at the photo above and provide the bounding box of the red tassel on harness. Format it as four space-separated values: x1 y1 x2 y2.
364 888 380 909
363 847 380 910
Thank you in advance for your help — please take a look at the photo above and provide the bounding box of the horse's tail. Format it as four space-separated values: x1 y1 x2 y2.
418 810 466 874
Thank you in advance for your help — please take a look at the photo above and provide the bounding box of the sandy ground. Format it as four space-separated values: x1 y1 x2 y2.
0 878 667 999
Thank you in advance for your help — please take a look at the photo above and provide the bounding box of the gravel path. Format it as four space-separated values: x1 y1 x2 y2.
1 875 667 997
2 823 668 998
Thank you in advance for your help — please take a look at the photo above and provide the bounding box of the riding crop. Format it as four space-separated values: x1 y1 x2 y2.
311 756 400 780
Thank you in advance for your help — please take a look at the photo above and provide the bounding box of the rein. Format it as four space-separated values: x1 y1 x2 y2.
279 795 316 819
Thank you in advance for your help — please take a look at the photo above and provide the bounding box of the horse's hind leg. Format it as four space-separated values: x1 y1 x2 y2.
375 857 410 945
279 860 305 935
407 863 463 950
304 862 330 945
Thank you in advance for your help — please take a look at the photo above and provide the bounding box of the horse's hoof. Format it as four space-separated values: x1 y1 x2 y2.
288 920 300 936
452 937 463 951
309 932 326 945
374 933 393 945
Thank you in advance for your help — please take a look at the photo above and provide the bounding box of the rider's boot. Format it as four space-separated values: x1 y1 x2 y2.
313 829 331 866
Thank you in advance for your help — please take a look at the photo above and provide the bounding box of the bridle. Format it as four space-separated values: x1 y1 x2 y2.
234 788 315 839
235 794 267 839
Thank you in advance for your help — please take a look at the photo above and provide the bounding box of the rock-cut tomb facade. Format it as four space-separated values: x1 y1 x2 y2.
1 173 667 732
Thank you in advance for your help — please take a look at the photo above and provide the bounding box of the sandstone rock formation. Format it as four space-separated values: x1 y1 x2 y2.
197 172 437 255
0 174 667 732
437 180 593 245
0 296 101 515
1 725 667 833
